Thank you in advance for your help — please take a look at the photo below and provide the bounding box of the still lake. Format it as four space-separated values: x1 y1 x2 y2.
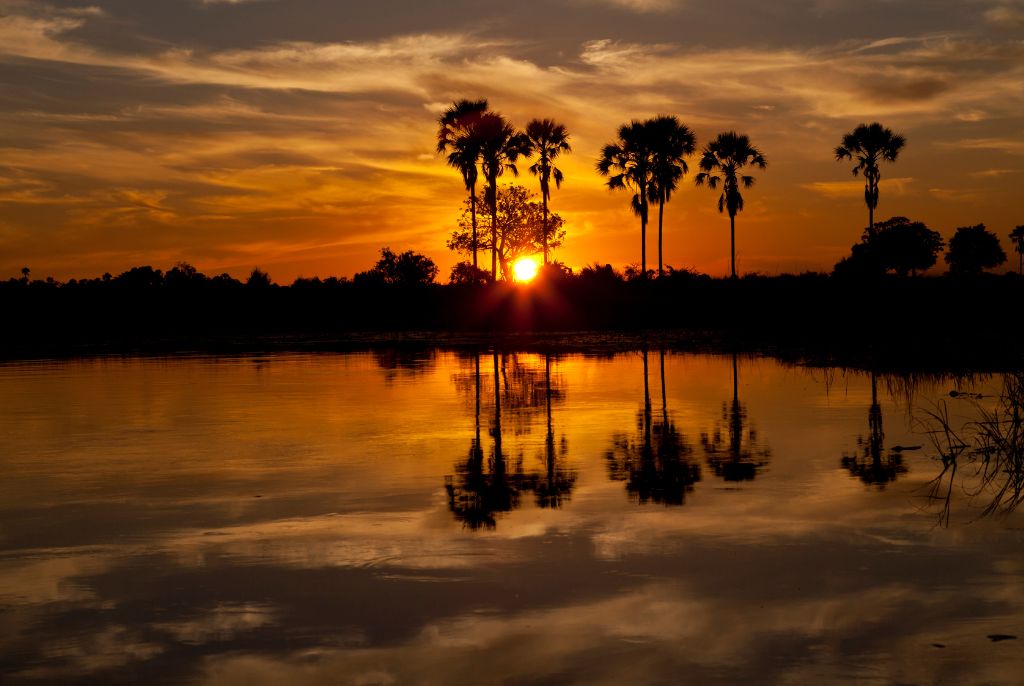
1 350 1022 684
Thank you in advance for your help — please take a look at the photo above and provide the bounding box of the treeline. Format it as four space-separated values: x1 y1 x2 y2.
4 260 1023 363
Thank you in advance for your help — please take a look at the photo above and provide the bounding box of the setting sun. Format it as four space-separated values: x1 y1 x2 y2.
513 257 539 282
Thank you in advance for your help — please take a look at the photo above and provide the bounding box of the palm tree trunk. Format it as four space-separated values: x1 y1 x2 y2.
640 192 648 279
730 213 737 279
657 193 665 279
470 182 478 275
542 192 549 266
474 353 481 447
489 179 498 283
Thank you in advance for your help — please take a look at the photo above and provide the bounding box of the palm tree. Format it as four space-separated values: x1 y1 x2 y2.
694 132 767 279
835 122 906 236
597 121 656 278
437 99 488 275
477 112 532 281
1010 225 1024 274
647 116 697 278
525 119 572 266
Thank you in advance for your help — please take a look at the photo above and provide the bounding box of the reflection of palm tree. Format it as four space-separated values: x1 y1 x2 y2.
597 121 656 278
478 113 532 282
701 354 769 481
525 119 572 266
437 99 488 274
841 372 908 488
607 349 700 505
446 350 526 529
695 132 767 279
648 116 697 279
533 354 576 508
835 122 906 236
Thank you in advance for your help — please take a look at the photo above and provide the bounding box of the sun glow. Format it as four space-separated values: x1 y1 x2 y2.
513 257 539 282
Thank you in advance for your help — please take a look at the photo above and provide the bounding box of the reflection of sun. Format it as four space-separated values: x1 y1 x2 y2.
513 257 539 282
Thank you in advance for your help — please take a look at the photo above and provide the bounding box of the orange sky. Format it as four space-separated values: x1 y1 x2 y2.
0 0 1022 282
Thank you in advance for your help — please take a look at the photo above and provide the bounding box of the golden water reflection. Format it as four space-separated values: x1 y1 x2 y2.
0 352 1021 684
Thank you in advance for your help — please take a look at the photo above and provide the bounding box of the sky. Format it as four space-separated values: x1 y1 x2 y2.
0 0 1022 282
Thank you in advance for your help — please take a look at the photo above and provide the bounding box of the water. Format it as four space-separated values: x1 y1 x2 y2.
1 351 1021 684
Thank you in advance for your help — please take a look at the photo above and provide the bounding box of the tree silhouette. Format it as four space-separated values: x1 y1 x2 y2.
525 119 572 267
437 99 488 276
607 349 700 505
354 247 438 285
945 224 1007 275
834 216 944 277
1009 225 1024 274
478 112 532 283
597 121 656 279
700 354 769 481
647 116 697 279
835 122 906 236
841 372 908 488
448 185 565 282
695 132 767 279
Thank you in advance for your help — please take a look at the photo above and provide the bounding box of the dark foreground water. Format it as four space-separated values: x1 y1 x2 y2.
1 350 1022 685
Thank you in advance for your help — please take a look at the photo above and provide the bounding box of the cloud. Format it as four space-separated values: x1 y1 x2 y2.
984 5 1024 26
802 178 915 198
583 0 682 11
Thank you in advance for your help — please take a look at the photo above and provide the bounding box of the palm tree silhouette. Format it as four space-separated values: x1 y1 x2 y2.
835 122 906 236
478 113 532 282
525 119 572 267
647 116 697 279
437 99 488 276
597 121 656 279
695 132 767 279
1010 225 1024 274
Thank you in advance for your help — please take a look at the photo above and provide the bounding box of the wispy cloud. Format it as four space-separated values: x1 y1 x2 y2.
802 178 915 198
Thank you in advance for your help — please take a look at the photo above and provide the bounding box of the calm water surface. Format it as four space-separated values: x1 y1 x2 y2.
1 351 1022 684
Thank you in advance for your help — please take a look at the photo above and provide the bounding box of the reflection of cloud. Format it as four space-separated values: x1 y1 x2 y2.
153 603 277 644
19 626 164 681
193 578 1024 686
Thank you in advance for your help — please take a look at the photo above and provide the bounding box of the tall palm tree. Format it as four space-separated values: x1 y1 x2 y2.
477 112 532 281
835 122 906 236
525 119 572 266
1010 225 1024 274
647 116 697 278
597 121 656 278
437 99 488 275
694 131 767 279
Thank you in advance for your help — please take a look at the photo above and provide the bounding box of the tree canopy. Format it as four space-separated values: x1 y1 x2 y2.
448 184 565 281
945 224 1007 276
355 247 439 286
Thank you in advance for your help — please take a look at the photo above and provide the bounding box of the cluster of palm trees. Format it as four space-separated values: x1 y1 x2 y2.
439 98 909 280
437 100 571 282
597 120 768 279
